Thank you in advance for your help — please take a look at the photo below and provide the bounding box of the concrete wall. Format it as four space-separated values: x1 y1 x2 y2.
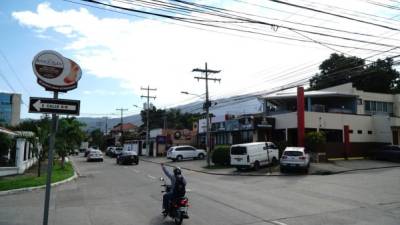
271 111 400 143
271 112 297 129
0 167 19 177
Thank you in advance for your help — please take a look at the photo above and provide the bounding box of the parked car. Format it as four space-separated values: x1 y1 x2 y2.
167 145 206 161
230 142 279 171
375 145 400 162
116 149 139 165
280 147 310 173
113 147 124 157
105 146 115 156
87 149 103 162
84 148 92 157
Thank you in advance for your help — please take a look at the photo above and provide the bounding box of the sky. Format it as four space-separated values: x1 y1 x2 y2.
0 0 399 120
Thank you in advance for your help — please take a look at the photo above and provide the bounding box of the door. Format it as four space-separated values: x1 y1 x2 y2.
188 146 197 158
393 130 398 145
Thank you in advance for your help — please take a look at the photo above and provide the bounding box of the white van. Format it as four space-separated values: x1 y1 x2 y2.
230 142 279 170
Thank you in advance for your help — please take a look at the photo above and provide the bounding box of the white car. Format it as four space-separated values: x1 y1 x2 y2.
230 142 279 171
87 149 104 162
167 145 207 161
280 147 310 173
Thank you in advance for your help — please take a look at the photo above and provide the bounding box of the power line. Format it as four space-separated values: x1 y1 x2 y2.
265 0 400 31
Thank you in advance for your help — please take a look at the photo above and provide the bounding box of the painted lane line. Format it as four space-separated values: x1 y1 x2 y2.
147 175 156 179
271 221 288 225
133 169 140 173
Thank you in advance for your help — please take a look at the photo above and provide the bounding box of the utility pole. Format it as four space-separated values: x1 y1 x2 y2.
141 85 157 157
192 62 221 167
116 108 128 145
104 116 108 135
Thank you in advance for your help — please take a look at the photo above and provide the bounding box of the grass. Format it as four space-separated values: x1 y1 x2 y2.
0 161 74 191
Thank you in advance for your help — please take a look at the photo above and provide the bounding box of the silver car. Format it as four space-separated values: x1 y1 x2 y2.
87 149 104 162
280 147 310 173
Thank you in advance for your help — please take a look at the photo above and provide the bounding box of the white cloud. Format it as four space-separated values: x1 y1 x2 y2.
12 2 400 108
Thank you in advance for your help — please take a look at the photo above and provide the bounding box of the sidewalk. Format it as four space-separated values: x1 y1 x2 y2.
140 156 400 176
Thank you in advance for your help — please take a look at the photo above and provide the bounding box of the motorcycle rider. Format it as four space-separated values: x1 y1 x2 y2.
161 163 187 214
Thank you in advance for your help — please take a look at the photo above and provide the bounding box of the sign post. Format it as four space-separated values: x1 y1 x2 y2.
31 50 82 225
42 91 58 225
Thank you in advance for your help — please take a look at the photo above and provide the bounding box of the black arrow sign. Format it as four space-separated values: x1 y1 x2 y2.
29 97 80 115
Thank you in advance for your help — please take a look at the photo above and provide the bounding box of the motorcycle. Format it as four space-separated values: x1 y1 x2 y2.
160 177 189 225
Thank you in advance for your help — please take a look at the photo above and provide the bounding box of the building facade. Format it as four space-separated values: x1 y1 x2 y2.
0 92 21 126
259 83 400 159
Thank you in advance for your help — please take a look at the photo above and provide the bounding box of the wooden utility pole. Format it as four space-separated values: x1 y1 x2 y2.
192 63 221 167
141 86 157 156
116 108 128 144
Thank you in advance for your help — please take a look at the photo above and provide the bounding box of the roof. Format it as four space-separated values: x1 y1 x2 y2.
111 123 137 132
0 127 16 136
260 90 357 100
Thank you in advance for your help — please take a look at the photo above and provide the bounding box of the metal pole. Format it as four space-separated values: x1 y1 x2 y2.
146 85 150 157
205 63 210 167
42 91 59 225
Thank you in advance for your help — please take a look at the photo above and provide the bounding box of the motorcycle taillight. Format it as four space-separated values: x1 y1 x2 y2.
180 199 188 206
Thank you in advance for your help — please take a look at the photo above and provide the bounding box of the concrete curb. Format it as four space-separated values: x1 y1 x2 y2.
0 159 78 196
140 158 400 177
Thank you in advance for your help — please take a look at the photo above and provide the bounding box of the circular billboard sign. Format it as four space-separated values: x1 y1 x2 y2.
33 50 82 92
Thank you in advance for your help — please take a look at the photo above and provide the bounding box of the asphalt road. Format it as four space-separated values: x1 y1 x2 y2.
1 155 399 225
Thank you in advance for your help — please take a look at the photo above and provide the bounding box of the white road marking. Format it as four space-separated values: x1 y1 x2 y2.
186 188 192 192
133 169 140 173
271 221 287 225
123 166 128 169
147 175 156 179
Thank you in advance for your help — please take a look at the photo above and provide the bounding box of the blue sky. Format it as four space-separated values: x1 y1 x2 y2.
1 0 399 120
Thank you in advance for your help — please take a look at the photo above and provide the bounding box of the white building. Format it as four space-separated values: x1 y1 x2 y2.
0 128 39 177
259 83 400 159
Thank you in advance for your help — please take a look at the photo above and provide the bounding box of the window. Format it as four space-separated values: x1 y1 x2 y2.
368 131 373 135
365 100 393 114
357 130 362 134
283 151 303 156
269 143 277 149
349 130 353 134
365 101 370 111
231 146 246 155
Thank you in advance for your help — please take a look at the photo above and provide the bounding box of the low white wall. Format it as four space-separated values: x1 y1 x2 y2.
271 112 297 129
0 167 18 177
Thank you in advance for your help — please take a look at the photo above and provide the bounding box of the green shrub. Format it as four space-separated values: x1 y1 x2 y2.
212 145 231 166
305 131 326 152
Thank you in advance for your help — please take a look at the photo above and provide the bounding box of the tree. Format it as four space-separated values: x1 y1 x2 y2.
304 131 326 153
0 132 12 160
90 129 104 149
309 53 400 93
140 107 201 130
56 117 85 168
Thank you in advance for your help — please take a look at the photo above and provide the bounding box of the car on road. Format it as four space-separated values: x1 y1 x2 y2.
280 147 310 173
116 149 139 165
87 149 104 162
375 145 400 162
105 146 115 156
230 142 279 171
167 145 206 161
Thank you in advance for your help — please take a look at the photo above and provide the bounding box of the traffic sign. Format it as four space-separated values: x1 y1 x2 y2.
29 97 80 115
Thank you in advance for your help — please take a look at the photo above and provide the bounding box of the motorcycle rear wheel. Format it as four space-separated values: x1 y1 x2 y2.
174 211 183 225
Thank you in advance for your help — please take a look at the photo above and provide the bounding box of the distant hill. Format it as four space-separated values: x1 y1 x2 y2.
78 93 263 132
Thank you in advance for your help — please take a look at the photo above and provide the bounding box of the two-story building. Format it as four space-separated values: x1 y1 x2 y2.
259 83 399 159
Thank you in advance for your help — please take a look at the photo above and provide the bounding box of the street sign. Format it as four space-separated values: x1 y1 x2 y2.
32 50 82 92
29 97 80 115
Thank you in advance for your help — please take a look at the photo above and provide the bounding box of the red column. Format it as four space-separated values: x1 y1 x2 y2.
344 125 350 159
297 86 305 147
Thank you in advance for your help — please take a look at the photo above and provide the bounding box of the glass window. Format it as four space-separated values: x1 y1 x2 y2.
365 101 370 111
283 151 303 156
383 103 388 112
371 101 376 111
377 102 383 111
231 146 247 155
388 103 393 114
357 130 362 134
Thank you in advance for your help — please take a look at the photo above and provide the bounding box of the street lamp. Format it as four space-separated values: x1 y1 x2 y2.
180 91 203 97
